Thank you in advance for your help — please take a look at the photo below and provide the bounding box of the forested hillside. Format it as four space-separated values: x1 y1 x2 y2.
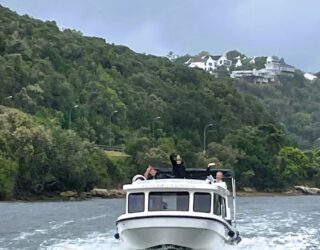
234 74 320 149
0 6 319 199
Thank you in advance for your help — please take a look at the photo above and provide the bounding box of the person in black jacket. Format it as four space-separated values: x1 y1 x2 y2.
170 153 186 178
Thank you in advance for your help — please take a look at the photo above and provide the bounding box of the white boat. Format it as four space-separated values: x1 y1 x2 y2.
115 169 241 249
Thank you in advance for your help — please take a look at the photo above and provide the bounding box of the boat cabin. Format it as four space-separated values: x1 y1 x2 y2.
115 169 241 248
123 178 232 223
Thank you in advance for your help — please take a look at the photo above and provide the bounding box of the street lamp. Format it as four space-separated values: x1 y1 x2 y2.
152 116 161 148
313 137 320 149
203 123 214 154
68 105 79 130
3 95 13 105
109 110 118 149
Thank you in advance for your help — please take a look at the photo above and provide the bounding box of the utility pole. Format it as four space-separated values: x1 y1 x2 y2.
68 105 79 130
109 110 118 150
203 123 214 154
152 116 161 148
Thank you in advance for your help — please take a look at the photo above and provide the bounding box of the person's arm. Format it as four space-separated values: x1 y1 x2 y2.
169 153 176 165
170 153 177 176
207 163 216 182
143 166 151 179
206 166 211 177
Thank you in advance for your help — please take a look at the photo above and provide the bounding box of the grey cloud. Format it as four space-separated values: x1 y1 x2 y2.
0 0 319 71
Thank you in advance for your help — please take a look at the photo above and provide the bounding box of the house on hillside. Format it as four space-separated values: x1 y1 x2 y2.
217 55 232 67
249 57 256 64
185 55 232 73
265 56 295 74
231 68 276 84
235 59 242 68
304 72 318 81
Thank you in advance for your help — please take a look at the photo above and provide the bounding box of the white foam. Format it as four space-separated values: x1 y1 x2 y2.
50 220 74 230
13 229 47 240
81 214 107 222
40 231 127 250
225 229 319 250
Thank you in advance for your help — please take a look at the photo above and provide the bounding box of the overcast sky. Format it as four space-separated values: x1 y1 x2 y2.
1 0 319 72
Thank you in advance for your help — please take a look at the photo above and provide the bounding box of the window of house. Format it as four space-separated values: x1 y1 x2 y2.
148 192 189 211
128 193 145 213
193 192 211 213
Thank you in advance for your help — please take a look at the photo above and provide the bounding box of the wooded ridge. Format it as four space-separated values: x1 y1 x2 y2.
0 6 319 200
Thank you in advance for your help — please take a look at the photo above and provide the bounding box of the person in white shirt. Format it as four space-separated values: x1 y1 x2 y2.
206 163 227 188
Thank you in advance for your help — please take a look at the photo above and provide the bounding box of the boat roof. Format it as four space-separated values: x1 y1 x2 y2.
156 168 235 179
123 178 230 196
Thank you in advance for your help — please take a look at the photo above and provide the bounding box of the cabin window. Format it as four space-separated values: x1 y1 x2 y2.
128 193 145 213
193 192 211 213
221 197 226 218
213 194 221 215
213 194 226 217
148 192 189 211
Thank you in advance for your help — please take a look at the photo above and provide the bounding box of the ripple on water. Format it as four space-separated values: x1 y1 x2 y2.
13 229 47 241
50 220 74 230
39 231 124 250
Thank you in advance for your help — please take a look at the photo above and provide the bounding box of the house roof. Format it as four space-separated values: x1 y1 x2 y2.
185 55 223 64
211 55 222 60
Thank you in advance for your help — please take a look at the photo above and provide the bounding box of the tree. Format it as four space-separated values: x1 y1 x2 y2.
223 124 287 190
278 147 310 184
0 155 18 199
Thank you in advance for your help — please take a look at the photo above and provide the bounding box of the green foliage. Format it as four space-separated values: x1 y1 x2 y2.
278 147 309 182
0 106 118 197
0 154 18 199
222 124 287 190
234 72 320 149
0 6 319 196
226 50 243 61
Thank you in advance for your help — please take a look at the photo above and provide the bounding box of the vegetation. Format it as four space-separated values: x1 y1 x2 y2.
234 72 320 149
0 6 319 199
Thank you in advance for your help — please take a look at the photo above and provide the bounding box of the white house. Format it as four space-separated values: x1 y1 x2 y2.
217 55 232 67
304 72 318 81
185 56 217 72
231 68 276 83
265 56 295 74
249 57 256 64
235 59 242 68
185 55 232 73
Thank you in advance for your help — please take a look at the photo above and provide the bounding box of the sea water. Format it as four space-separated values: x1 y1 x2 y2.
0 196 319 250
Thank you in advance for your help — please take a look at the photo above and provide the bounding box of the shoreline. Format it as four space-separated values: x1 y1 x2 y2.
236 191 302 197
1 187 318 202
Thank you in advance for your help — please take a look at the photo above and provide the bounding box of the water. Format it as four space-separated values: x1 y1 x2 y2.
0 196 319 250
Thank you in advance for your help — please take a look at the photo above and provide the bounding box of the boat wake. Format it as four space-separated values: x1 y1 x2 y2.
40 231 122 250
37 227 319 250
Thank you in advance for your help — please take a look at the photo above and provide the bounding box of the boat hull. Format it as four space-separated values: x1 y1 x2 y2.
117 216 229 249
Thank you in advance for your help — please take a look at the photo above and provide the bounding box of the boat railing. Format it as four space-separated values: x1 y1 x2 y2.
155 168 235 180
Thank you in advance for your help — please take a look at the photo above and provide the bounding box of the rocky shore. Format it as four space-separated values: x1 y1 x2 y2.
294 186 320 195
3 185 320 201
28 186 320 201
59 188 125 200
3 188 126 201
237 186 320 196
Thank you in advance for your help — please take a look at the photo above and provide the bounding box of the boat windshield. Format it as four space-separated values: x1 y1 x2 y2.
128 193 145 213
194 192 211 213
148 192 189 211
